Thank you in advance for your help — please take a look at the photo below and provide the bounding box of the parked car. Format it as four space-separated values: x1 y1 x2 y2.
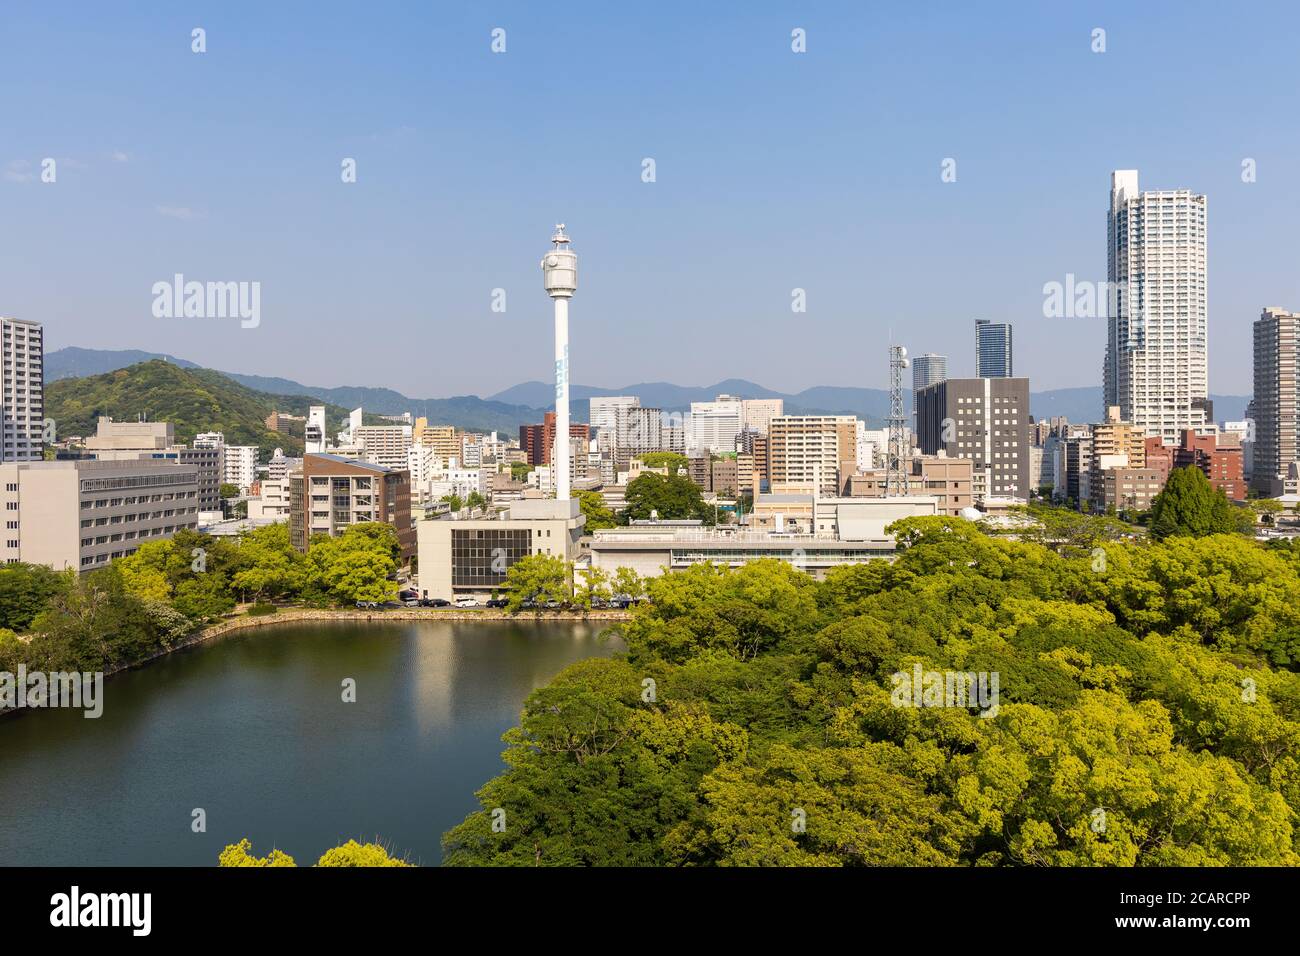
355 600 381 609
403 598 421 607
421 598 451 607
543 600 564 610
520 599 538 610
454 597 479 608
380 601 403 610
485 598 508 608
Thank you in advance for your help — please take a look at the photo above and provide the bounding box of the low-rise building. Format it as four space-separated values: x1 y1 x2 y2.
415 497 585 600
1 458 200 570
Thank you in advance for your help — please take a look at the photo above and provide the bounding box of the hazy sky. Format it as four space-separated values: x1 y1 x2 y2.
3 1 1297 398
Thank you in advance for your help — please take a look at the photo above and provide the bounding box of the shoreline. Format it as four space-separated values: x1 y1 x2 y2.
1 608 632 719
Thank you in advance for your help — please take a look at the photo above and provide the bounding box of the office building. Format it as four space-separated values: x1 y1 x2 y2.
305 406 327 454
1105 170 1209 440
686 398 744 455
844 454 974 516
975 321 1013 377
415 497 584 600
85 417 223 512
1252 307 1299 496
1 458 199 569
288 453 414 561
916 377 1031 499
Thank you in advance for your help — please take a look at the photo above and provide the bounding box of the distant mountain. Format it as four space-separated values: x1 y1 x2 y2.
45 360 358 460
45 347 198 381
42 348 1252 436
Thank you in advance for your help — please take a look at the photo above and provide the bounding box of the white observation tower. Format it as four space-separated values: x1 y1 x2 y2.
541 224 578 500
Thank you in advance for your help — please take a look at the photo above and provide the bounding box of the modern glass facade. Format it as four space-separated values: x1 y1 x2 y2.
451 527 531 588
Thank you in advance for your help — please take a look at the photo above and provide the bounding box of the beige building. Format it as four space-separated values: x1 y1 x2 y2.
768 415 859 496
84 416 223 512
844 455 974 516
1 458 200 570
1 316 44 463
1253 307 1300 496
416 497 585 600
1097 466 1166 512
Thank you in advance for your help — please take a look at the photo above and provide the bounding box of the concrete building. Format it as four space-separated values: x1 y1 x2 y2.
1174 430 1245 501
288 453 414 562
739 398 784 436
1105 170 1210 440
519 411 588 467
1252 307 1299 496
1097 467 1167 513
223 445 259 492
305 406 327 454
975 321 1013 377
845 455 974 516
354 424 414 470
85 418 223 512
768 415 859 496
1 317 44 463
264 411 305 434
415 497 584 600
246 477 290 523
1 458 199 570
916 377 1031 499
686 398 744 455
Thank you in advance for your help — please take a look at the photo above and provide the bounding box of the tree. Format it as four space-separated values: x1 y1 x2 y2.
503 553 571 611
1149 466 1240 539
573 489 616 530
638 452 688 474
218 483 240 500
441 493 464 513
0 563 72 632
510 462 531 482
218 838 410 867
466 490 487 512
622 472 713 524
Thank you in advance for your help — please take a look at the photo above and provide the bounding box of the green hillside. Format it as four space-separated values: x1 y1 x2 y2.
45 360 355 460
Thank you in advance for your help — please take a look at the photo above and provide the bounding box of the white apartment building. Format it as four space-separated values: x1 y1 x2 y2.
246 477 291 523
224 445 259 492
589 396 641 446
686 398 743 454
1 458 200 570
1 317 44 463
1105 170 1209 440
354 424 414 470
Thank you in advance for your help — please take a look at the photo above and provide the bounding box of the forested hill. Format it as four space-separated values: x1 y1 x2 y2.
44 360 354 459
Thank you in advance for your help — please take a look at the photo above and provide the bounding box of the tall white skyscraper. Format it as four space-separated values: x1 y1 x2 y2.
0 317 44 463
1105 170 1209 440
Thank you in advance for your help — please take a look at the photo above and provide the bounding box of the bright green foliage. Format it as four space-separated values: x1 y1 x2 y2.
315 840 413 867
510 462 531 482
218 839 297 867
1150 466 1241 539
218 838 411 867
638 452 688 473
504 553 571 611
305 523 399 603
622 472 713 524
573 489 617 530
445 519 1300 866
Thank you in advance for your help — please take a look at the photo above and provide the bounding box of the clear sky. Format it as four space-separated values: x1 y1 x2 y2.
3 1 1297 398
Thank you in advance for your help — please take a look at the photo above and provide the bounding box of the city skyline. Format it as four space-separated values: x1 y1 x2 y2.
4 2 1299 397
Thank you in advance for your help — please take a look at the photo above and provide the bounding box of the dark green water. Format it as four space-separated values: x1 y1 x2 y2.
0 619 622 866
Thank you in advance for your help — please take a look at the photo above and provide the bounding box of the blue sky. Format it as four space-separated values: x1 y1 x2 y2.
2 1 1297 398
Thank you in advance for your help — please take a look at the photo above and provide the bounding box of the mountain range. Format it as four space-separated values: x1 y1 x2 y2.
44 347 1251 433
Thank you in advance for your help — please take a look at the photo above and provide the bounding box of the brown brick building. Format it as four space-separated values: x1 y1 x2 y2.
520 411 589 467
